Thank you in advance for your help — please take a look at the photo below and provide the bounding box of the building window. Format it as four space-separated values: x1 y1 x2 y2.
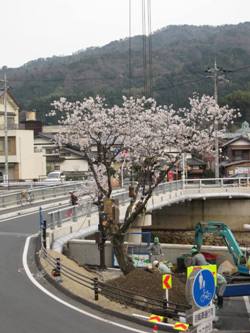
233 150 243 161
0 137 16 155
7 117 15 129
0 140 4 154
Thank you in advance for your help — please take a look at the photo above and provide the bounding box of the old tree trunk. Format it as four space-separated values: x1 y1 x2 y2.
111 231 134 275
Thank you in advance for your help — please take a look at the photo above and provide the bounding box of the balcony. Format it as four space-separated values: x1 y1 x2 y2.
0 124 25 130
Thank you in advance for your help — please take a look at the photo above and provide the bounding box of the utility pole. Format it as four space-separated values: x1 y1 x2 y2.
206 60 229 179
0 72 9 183
4 72 8 183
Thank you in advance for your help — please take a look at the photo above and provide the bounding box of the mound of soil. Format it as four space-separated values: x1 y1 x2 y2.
106 268 188 306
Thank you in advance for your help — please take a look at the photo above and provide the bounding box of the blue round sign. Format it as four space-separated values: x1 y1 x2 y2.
192 269 215 308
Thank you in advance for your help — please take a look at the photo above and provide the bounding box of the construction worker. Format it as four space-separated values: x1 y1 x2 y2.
148 236 163 262
191 246 208 266
191 246 227 309
216 273 227 309
152 260 171 274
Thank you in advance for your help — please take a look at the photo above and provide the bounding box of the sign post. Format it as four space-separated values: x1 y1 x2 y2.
186 268 216 333
162 274 172 302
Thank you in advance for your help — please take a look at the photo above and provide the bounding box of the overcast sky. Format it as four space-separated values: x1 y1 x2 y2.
1 0 250 68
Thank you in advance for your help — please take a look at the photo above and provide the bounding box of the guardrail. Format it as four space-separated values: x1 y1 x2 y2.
41 246 95 291
0 182 83 209
40 245 189 319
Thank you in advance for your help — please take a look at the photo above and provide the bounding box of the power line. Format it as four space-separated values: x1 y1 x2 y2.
155 77 209 91
142 0 147 97
3 63 250 94
147 0 152 97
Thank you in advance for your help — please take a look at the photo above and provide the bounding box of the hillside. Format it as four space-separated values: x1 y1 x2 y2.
2 22 250 123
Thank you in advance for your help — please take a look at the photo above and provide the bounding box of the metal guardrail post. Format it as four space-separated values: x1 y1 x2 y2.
56 257 61 276
50 213 55 230
52 257 61 278
94 277 99 301
42 220 47 249
73 206 77 222
57 211 62 227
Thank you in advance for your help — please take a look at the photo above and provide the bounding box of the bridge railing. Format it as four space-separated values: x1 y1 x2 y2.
0 182 83 209
48 200 95 229
47 177 250 229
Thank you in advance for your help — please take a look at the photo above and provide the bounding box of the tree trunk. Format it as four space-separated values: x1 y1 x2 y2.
112 232 135 275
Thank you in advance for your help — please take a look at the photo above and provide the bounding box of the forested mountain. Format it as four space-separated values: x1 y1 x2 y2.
2 22 250 124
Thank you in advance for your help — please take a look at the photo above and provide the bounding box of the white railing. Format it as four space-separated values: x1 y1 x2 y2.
47 177 250 229
0 182 83 209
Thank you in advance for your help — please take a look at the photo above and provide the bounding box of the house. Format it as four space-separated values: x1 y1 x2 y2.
0 90 46 180
34 131 88 179
186 157 207 178
220 136 250 176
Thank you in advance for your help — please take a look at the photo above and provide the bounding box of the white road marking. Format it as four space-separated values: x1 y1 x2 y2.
23 235 149 333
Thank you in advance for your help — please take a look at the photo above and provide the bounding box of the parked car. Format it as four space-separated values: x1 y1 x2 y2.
44 171 65 184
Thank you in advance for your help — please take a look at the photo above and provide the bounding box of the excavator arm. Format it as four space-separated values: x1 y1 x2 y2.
194 221 249 275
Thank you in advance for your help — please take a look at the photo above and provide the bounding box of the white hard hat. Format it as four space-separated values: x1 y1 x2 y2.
153 260 159 267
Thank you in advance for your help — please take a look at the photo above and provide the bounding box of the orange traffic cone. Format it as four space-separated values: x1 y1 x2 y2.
152 324 158 333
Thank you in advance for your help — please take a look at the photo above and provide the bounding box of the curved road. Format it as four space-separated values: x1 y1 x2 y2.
0 208 249 332
0 210 152 333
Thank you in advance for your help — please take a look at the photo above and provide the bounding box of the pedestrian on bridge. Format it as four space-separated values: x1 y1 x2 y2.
69 191 78 206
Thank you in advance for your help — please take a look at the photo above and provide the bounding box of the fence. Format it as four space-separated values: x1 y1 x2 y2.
0 182 83 209
40 245 190 320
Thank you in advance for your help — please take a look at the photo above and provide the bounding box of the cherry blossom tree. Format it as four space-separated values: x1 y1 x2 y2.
51 94 238 274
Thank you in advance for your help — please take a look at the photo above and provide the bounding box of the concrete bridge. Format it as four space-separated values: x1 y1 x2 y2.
146 178 250 231
47 177 250 251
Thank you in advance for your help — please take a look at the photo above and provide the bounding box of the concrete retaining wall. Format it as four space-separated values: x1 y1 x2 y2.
66 239 235 267
152 198 250 231
46 211 99 250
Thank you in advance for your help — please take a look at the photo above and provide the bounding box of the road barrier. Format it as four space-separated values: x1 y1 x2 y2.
39 245 190 320
41 246 95 292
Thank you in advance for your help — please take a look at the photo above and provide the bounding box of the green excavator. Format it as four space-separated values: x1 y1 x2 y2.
194 221 250 276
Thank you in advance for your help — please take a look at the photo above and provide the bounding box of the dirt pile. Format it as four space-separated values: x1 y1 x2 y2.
153 230 250 246
106 268 188 306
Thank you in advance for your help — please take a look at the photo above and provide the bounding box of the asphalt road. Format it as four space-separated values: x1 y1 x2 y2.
0 210 154 333
0 208 249 332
